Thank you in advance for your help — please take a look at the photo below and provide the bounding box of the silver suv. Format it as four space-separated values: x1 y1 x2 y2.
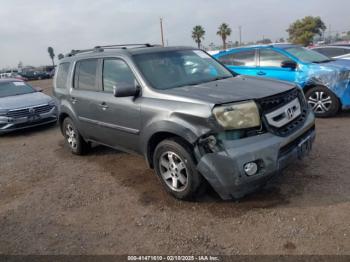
53 44 316 200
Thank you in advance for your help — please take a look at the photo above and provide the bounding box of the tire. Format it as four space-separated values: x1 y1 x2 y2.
305 86 340 117
62 117 89 155
153 138 204 200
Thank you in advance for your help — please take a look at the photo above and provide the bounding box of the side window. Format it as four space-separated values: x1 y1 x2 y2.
56 63 70 89
103 59 136 93
218 50 256 66
74 59 99 91
259 49 290 67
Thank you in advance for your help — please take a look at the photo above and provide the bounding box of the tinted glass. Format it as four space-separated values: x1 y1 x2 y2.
285 47 330 63
103 59 136 93
56 63 70 89
133 50 233 90
75 59 98 90
0 81 35 98
218 50 256 66
343 49 350 55
259 49 290 67
314 48 345 57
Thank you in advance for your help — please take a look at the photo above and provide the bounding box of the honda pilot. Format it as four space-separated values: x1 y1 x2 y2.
53 44 315 200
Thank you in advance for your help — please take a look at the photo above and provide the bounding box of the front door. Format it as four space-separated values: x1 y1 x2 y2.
257 48 297 83
93 58 141 152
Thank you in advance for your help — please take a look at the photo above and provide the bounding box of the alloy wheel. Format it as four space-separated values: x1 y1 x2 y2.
158 151 188 192
307 91 332 113
65 124 77 149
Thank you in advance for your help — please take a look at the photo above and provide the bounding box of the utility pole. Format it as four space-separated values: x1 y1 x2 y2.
160 18 164 46
239 26 242 46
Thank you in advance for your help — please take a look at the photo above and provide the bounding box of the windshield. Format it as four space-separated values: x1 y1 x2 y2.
285 47 332 63
133 50 233 90
0 81 36 98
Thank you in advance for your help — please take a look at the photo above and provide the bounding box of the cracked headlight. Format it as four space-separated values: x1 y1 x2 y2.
213 101 261 130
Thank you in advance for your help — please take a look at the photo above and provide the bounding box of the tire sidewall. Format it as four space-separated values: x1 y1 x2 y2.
153 139 201 200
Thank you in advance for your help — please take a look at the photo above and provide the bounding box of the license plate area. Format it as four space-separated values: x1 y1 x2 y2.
297 135 312 159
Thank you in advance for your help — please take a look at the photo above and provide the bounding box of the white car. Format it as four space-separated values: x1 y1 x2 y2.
312 45 350 60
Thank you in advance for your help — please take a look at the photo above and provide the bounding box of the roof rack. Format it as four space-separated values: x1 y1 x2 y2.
66 43 160 57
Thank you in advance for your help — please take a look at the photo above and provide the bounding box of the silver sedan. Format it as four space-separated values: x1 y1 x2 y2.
0 79 57 134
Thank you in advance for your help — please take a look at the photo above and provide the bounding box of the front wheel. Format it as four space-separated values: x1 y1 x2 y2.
153 138 204 200
305 86 340 117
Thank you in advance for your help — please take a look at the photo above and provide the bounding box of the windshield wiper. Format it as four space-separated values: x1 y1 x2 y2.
313 59 333 63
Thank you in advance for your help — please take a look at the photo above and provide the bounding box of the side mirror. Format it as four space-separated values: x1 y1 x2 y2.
113 83 139 97
281 60 297 70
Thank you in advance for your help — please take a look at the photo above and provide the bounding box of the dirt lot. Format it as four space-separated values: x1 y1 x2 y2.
0 79 349 255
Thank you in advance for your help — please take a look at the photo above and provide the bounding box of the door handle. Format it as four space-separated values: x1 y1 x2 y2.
257 71 266 76
71 97 78 104
99 102 109 110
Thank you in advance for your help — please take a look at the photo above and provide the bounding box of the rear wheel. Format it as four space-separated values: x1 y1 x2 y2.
305 86 340 117
62 117 89 155
153 138 203 200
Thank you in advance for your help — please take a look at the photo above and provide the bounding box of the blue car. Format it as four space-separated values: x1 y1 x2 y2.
214 44 350 117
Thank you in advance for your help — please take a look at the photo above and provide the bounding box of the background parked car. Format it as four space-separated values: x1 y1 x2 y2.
0 79 57 133
311 45 350 60
19 71 51 81
214 44 350 117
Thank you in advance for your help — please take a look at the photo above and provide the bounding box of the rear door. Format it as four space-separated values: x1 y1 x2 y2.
70 58 103 139
257 48 297 83
216 49 259 76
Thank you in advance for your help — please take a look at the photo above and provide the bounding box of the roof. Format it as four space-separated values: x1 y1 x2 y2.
60 44 197 63
217 43 300 54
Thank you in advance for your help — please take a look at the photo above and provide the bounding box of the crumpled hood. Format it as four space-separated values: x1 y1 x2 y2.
161 75 295 105
0 92 53 111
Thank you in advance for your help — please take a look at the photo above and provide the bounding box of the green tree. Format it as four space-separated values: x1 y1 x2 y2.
287 16 326 46
58 53 64 60
47 47 55 66
217 23 232 50
192 25 205 48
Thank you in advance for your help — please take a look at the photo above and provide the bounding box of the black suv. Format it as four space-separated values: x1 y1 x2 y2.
53 44 315 200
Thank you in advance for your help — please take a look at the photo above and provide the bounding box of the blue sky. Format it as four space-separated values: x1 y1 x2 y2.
0 0 349 68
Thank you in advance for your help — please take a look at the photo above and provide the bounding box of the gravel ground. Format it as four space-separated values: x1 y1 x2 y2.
0 79 349 255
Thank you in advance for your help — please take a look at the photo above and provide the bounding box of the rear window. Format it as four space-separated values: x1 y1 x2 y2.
56 63 70 89
74 59 99 91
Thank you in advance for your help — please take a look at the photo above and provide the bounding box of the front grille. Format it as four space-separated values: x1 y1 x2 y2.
258 88 299 113
7 104 54 118
257 88 309 137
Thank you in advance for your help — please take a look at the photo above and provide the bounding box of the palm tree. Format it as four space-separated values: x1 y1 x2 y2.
217 23 232 50
47 47 55 66
192 25 205 49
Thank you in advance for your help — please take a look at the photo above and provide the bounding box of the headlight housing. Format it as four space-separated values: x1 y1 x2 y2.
48 100 56 107
213 101 261 130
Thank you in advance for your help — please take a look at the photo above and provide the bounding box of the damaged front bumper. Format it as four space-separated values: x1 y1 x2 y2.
196 112 316 200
